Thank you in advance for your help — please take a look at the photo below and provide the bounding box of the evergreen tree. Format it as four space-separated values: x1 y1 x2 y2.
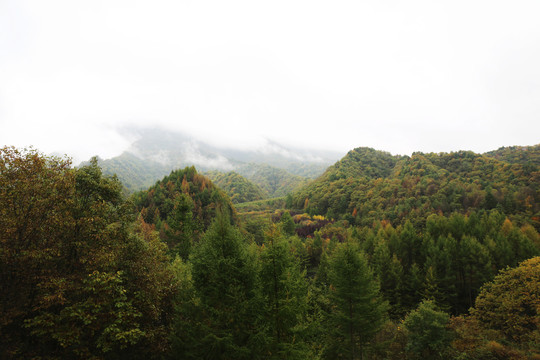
399 221 422 271
459 235 492 310
165 193 194 259
280 211 296 236
401 263 424 313
423 266 445 310
423 236 456 312
172 210 261 359
372 239 403 318
323 242 387 360
259 226 310 359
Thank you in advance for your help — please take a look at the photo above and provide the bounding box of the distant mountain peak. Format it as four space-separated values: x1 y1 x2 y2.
82 126 342 192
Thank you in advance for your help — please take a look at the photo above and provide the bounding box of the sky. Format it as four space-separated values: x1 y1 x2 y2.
1 0 540 163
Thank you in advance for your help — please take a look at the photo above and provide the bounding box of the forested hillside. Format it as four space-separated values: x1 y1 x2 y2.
485 144 540 167
236 163 311 198
2 145 539 359
86 152 170 192
292 146 540 228
132 166 236 259
204 170 267 203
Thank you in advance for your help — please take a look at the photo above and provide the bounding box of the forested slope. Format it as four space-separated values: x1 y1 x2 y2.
292 147 540 228
236 163 310 198
484 143 540 167
205 170 267 203
82 152 170 192
3 145 540 359
132 166 236 258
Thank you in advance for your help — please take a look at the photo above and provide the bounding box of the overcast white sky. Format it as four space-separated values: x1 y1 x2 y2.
1 0 539 162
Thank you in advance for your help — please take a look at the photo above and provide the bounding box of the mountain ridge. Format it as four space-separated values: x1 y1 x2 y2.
82 127 341 192
291 144 540 228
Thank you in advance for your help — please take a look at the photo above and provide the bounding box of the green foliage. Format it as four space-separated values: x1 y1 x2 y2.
237 163 311 198
403 300 453 360
1 147 75 358
165 193 194 259
258 226 310 359
84 152 170 193
323 242 387 359
132 166 236 255
4 143 540 359
485 144 540 168
0 148 177 359
292 148 540 229
471 256 540 344
171 211 261 359
205 170 267 203
235 197 287 213
280 211 296 236
358 211 539 315
450 256 540 359
325 147 403 181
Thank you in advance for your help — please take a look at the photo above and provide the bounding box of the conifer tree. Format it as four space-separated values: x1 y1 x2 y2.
401 263 424 313
423 266 445 310
372 239 403 318
165 192 194 259
399 220 422 271
323 242 387 360
259 225 310 359
459 235 492 309
173 210 261 359
280 211 296 236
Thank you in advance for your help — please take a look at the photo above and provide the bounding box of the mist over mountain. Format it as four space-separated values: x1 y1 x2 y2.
84 126 342 192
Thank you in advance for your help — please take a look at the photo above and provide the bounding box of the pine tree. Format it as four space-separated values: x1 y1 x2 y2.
399 220 422 271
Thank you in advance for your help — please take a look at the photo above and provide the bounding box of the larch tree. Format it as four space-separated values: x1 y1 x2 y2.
173 210 262 359
323 242 387 360
165 192 194 259
259 225 310 359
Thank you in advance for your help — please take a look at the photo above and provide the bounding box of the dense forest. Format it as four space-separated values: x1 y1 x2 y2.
1 144 540 359
234 163 311 198
204 170 267 204
292 147 540 228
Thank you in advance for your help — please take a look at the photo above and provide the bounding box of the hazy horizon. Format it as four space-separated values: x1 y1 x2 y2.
2 1 540 163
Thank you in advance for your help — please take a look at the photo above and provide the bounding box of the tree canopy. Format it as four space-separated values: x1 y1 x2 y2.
0 147 177 359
